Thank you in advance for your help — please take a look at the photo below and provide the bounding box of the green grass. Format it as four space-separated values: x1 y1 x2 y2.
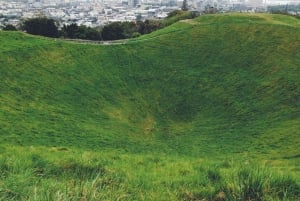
0 146 299 201
0 13 300 200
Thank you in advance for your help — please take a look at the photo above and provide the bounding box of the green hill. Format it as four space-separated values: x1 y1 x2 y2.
0 14 300 200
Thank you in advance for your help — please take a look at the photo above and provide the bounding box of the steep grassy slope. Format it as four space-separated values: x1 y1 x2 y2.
1 14 299 156
0 14 300 200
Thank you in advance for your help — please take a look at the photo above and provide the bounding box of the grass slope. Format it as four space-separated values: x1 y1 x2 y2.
0 14 300 200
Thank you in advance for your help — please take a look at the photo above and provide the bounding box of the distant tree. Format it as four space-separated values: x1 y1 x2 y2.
190 11 200 18
61 23 79 38
182 0 188 11
167 10 184 18
85 27 102 40
131 32 141 38
137 20 162 35
76 25 89 39
122 21 139 38
101 22 125 40
204 6 217 14
2 24 17 31
22 17 59 38
61 23 102 40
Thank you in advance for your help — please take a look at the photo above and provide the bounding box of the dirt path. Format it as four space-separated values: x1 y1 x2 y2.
62 38 129 45
181 19 198 25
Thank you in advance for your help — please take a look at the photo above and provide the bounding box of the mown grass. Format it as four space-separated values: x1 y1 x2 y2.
0 13 300 200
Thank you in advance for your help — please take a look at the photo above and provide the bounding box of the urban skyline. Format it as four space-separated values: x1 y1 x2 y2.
1 0 299 28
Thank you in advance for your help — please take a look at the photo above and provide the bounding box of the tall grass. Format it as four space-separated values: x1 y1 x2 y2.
183 164 300 201
1 147 299 201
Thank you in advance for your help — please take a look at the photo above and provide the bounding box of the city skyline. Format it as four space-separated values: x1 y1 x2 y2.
1 0 299 28
1 0 300 4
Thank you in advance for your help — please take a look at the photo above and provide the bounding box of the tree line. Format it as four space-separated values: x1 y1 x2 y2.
0 10 199 41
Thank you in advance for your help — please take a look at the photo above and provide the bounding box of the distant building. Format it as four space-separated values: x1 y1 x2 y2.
248 0 263 7
132 0 140 7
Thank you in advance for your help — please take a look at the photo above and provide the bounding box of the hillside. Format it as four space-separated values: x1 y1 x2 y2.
0 14 300 200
